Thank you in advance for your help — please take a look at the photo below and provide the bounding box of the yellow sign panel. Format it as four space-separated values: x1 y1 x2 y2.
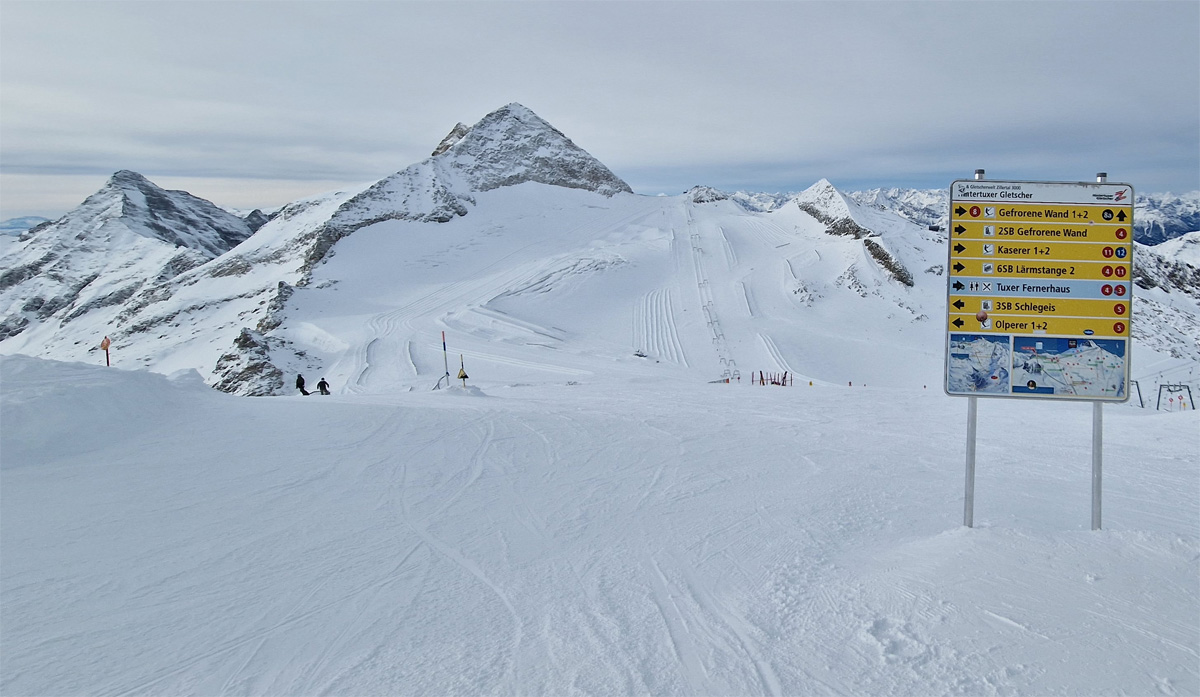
948 313 1129 337
954 201 1132 224
949 296 1130 319
950 221 1132 243
950 240 1132 262
946 179 1134 401
949 258 1131 281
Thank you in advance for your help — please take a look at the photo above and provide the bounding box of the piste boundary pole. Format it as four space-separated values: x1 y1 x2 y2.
442 331 450 382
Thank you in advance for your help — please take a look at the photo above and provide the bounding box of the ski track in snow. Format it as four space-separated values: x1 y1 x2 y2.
2 363 1197 696
757 333 793 374
338 198 672 392
633 289 688 366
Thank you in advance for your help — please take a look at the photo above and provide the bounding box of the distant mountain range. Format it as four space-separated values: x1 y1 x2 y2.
2 103 1197 394
0 216 50 235
722 187 1200 247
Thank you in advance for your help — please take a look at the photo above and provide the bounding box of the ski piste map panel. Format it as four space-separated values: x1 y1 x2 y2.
944 179 1133 402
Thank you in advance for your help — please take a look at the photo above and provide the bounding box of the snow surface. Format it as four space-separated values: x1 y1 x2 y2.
1156 231 1200 268
2 349 1197 697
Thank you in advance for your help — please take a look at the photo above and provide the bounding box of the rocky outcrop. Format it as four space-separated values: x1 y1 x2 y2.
432 123 470 156
863 238 914 287
212 328 285 396
687 186 730 204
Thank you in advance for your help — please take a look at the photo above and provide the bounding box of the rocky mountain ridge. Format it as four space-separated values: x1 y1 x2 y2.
1 106 1196 394
844 187 1200 246
0 171 253 345
727 186 1200 246
0 104 638 393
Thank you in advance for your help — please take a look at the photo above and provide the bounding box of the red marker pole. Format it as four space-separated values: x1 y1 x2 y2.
100 335 111 366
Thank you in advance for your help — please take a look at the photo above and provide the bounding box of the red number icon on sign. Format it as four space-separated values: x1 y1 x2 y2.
1102 247 1114 258
1115 266 1127 278
1102 266 1114 277
1114 303 1126 315
1115 284 1127 296
1115 228 1128 240
1101 284 1113 296
1114 322 1126 334
969 206 981 218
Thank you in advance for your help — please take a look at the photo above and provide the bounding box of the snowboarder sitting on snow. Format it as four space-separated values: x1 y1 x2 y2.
296 374 310 396
317 378 330 395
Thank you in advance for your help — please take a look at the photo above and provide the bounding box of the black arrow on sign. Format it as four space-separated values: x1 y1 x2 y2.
953 243 966 253
954 225 967 235
954 206 967 216
952 318 965 328
952 280 965 291
953 262 965 272
952 299 965 310
1117 210 1127 221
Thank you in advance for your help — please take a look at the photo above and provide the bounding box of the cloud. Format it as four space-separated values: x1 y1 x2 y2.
1 1 1196 218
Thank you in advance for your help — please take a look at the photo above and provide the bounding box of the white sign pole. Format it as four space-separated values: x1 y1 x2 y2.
964 395 978 527
1094 171 1108 530
961 169 985 529
1092 172 1107 532
1092 402 1103 530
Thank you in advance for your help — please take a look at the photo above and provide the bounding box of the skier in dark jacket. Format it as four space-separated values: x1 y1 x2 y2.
296 374 309 395
317 378 330 395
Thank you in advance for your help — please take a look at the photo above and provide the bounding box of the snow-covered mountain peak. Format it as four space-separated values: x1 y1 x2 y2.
108 168 152 187
795 178 855 220
439 102 632 196
0 171 256 348
326 103 632 232
686 185 730 203
54 169 254 257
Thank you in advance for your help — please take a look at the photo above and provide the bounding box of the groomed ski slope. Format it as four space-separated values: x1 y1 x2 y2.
284 185 950 395
2 355 1197 696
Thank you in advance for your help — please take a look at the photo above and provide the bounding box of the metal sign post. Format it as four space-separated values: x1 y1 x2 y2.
1092 402 1103 530
964 395 978 527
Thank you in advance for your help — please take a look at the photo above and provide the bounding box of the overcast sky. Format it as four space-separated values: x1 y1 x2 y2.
1 1 1197 220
